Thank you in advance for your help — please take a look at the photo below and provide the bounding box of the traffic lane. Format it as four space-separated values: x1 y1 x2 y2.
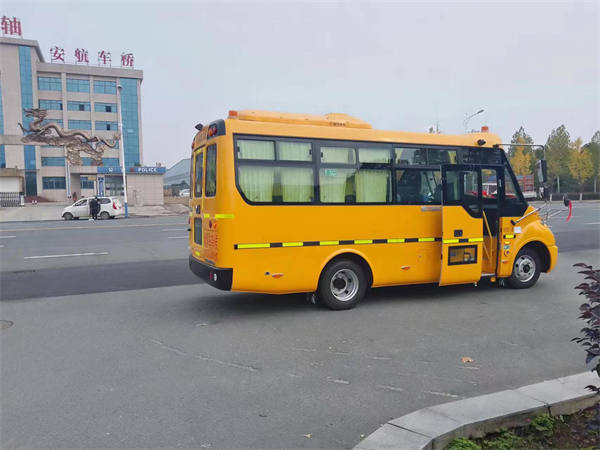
1 225 596 300
0 214 187 231
0 258 200 301
545 202 600 233
0 219 189 272
2 249 596 449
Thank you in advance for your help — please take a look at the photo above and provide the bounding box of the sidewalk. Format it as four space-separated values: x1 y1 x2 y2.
0 202 188 222
355 372 597 450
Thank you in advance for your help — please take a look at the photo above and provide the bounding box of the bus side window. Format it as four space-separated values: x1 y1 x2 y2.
205 145 217 197
194 151 203 198
396 169 441 205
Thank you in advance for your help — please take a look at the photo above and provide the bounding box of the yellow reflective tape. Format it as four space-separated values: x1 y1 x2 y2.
443 239 459 244
194 251 200 257
387 238 405 243
468 237 484 243
354 239 373 244
504 234 515 239
203 213 210 218
189 212 193 217
237 243 270 249
282 241 303 247
214 213 234 219
319 240 339 246
418 237 435 242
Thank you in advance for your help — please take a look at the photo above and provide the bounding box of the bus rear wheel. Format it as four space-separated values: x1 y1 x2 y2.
507 247 541 289
318 259 367 310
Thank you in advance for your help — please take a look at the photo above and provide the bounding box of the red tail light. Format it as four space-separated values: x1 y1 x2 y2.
112 201 117 210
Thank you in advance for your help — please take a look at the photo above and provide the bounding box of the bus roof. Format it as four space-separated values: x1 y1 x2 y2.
193 110 502 150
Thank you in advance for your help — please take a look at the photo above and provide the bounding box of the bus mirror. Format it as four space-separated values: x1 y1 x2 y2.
563 194 570 208
536 160 547 184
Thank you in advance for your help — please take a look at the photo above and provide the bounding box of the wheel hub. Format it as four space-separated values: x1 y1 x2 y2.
330 269 359 302
514 255 536 282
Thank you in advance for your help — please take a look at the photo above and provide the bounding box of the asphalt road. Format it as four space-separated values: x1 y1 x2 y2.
1 203 599 449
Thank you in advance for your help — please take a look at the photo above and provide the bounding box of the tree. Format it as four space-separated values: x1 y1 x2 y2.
545 125 571 192
510 136 533 175
509 126 533 159
585 130 600 192
568 137 593 197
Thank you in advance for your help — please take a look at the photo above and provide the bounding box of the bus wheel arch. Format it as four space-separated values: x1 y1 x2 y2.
319 251 374 288
520 241 551 273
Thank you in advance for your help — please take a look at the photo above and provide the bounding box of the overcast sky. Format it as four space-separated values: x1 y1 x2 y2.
4 0 599 167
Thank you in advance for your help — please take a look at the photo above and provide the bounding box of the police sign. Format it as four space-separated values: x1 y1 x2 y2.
97 166 166 174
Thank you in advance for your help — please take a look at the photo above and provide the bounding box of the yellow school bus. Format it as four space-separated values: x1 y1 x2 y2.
189 110 557 309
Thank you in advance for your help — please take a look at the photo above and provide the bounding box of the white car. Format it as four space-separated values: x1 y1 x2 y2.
62 197 124 220
179 189 190 197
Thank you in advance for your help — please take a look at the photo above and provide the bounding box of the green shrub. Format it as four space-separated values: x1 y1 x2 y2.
530 414 554 436
483 431 525 450
446 437 481 450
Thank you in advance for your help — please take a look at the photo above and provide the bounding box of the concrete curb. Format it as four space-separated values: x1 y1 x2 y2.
354 372 598 450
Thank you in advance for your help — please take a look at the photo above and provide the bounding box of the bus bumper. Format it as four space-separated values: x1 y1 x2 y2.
189 255 233 291
547 245 558 273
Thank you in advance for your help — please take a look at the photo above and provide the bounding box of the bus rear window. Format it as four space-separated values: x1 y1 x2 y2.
194 151 203 197
205 145 217 197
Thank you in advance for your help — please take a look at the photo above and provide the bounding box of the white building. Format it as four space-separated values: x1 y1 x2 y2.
0 24 164 205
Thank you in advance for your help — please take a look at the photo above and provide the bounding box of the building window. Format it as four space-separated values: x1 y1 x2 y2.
38 76 62 91
41 119 64 127
42 177 66 190
95 121 118 131
66 78 90 93
102 158 120 167
41 157 65 167
39 99 63 110
94 80 117 94
67 101 91 112
94 102 117 113
80 176 94 189
68 120 91 130
81 158 93 166
119 78 140 166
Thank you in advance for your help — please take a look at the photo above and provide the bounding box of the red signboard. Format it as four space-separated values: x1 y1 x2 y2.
98 50 111 67
1 16 22 37
74 48 89 64
120 53 134 68
50 46 65 63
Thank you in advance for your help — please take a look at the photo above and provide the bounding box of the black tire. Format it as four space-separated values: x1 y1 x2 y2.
100 211 110 220
507 246 541 289
63 212 73 221
318 259 367 310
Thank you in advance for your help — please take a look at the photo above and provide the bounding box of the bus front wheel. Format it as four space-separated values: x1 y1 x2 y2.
318 259 367 310
507 247 541 289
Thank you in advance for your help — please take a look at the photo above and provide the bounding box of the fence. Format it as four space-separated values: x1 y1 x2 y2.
0 192 24 207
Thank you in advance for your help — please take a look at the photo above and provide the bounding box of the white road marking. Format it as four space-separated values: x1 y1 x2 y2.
0 236 16 239
0 245 4 248
585 222 600 225
167 236 188 239
161 229 188 232
422 390 461 398
24 252 109 259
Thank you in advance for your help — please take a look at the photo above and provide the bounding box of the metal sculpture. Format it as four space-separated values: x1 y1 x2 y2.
18 108 120 166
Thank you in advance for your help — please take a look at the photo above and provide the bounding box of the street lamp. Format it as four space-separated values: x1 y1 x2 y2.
116 84 129 217
463 108 484 133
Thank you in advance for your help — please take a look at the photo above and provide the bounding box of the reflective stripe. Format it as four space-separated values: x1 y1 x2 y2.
203 213 210 218
214 213 234 219
282 241 303 247
194 251 200 257
504 234 515 239
468 237 484 242
443 239 459 244
234 237 442 249
237 243 270 249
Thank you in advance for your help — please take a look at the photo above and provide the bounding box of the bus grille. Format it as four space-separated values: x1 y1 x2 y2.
194 218 202 245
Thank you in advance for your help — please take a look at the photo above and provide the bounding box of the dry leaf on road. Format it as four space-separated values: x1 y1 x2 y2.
462 356 474 363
